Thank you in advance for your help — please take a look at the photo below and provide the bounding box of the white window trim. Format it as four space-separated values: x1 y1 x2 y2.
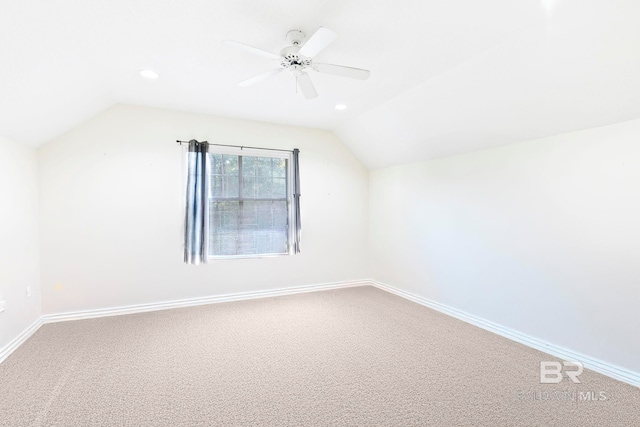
207 145 295 260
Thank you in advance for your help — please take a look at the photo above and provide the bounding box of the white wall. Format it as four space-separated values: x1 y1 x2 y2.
370 118 640 374
0 136 41 350
38 104 369 314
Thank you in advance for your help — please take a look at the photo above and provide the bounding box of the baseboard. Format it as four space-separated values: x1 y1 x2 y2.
368 280 640 388
0 318 44 364
2 280 366 366
42 280 368 323
7 279 638 388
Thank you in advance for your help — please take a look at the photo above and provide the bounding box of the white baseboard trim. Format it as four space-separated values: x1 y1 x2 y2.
42 280 369 324
368 280 640 388
2 280 365 365
0 318 44 365
6 279 638 389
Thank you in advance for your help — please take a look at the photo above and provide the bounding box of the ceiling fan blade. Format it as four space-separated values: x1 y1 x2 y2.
298 27 338 58
223 40 281 61
297 72 318 99
314 63 370 80
238 69 283 87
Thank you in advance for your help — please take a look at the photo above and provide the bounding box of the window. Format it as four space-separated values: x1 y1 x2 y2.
207 148 294 258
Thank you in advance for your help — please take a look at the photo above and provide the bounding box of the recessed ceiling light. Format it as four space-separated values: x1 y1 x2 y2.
335 104 347 110
541 0 557 13
139 69 159 79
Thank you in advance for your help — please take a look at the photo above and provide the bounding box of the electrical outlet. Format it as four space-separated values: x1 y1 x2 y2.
26 287 32 298
0 300 6 313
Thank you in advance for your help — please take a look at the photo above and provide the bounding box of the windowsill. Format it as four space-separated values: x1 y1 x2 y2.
207 252 290 261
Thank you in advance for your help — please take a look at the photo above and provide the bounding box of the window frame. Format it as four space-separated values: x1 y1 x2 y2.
206 146 295 260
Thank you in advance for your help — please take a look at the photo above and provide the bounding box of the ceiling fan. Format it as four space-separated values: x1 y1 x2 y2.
223 28 370 99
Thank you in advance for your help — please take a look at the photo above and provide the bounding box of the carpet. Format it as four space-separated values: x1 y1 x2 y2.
1 286 638 426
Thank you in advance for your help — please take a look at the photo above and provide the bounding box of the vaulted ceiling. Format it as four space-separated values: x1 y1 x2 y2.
2 0 639 169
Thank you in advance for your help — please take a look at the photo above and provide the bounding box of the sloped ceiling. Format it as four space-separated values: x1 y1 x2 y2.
1 0 639 169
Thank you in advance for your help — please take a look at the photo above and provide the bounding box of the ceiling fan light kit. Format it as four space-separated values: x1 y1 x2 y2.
224 27 370 99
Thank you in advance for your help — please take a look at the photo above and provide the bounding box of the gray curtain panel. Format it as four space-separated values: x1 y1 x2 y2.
184 140 210 264
292 148 301 254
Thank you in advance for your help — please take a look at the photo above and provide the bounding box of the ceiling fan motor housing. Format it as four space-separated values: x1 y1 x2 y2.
281 51 312 74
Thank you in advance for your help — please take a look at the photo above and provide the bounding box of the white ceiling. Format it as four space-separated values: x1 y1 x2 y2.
1 0 639 168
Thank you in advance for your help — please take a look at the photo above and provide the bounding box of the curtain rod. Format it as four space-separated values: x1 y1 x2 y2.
176 140 296 154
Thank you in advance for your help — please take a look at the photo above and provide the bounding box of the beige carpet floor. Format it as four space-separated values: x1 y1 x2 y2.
0 286 638 426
